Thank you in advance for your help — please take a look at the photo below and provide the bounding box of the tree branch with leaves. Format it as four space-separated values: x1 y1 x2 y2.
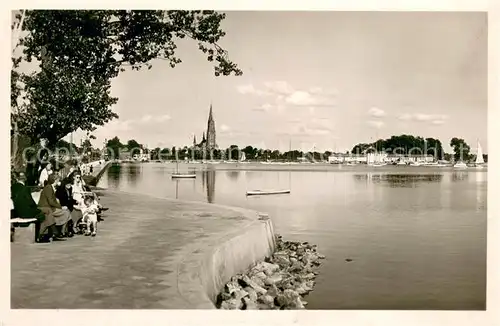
11 10 242 153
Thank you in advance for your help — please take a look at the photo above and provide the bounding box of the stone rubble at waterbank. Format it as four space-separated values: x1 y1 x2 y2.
216 235 325 310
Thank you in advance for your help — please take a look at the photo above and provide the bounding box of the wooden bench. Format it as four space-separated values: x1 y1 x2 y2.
10 217 38 243
10 194 40 243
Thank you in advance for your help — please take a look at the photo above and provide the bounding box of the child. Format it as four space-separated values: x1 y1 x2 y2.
82 196 99 237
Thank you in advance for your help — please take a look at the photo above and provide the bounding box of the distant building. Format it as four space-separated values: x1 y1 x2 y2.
328 152 436 164
132 148 149 162
206 104 216 152
193 104 218 157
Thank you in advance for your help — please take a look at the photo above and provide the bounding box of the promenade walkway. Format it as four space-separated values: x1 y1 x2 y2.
11 190 259 309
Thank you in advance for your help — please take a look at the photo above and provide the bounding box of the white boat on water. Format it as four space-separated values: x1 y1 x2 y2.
453 161 468 169
171 173 196 178
246 189 291 196
370 162 387 167
424 162 448 167
409 161 422 167
474 140 485 169
171 161 197 178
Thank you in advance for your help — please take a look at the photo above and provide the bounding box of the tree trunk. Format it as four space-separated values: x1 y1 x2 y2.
11 128 33 173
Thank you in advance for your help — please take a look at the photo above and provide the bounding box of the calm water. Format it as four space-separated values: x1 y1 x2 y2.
98 162 487 310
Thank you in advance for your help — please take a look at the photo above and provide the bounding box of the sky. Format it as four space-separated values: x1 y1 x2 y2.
15 11 487 153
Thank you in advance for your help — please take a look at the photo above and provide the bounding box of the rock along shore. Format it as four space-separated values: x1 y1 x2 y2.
216 234 325 310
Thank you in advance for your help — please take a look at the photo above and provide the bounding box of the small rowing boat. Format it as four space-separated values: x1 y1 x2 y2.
246 189 291 196
172 160 196 178
171 174 196 179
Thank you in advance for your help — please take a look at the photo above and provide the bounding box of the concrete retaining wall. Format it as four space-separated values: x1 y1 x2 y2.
176 212 276 309
202 216 276 302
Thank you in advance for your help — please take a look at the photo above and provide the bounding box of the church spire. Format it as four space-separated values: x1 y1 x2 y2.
208 103 213 122
202 131 206 142
193 134 197 146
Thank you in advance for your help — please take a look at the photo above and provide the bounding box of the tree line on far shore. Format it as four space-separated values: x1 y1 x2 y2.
103 134 486 163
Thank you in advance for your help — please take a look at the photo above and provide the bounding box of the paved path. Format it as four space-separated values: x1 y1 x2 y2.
11 190 257 309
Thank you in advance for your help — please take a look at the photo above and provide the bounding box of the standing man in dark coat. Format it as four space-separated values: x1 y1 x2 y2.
11 172 57 242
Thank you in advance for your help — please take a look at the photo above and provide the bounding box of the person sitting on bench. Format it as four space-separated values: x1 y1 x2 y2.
55 177 81 237
11 172 58 243
38 173 72 239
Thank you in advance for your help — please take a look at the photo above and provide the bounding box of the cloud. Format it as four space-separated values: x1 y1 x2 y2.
107 120 133 132
158 114 171 122
236 84 270 96
368 107 386 118
220 124 230 132
278 118 334 137
283 91 337 107
236 84 257 94
262 81 294 95
397 113 448 125
296 125 331 136
398 113 412 121
309 87 339 97
308 86 324 95
253 103 273 112
285 91 318 106
238 81 338 110
367 120 385 129
311 117 334 130
141 115 153 123
287 118 301 124
431 119 446 125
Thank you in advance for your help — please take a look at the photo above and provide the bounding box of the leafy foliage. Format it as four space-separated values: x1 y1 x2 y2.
105 136 123 159
12 10 242 149
351 134 444 158
450 138 470 162
16 62 118 148
126 139 142 155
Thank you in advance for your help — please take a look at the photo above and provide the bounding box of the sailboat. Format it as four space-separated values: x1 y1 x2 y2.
474 140 485 168
367 138 386 167
171 160 196 178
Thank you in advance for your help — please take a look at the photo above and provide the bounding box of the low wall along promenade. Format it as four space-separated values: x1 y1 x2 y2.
11 161 279 309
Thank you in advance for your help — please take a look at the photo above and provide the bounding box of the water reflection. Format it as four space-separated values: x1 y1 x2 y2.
452 171 468 182
476 172 487 211
175 180 179 199
353 173 443 188
127 164 141 186
106 163 122 188
226 170 240 181
353 173 371 183
372 174 443 188
202 169 216 203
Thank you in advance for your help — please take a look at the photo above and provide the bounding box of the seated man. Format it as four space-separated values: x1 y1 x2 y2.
11 172 58 242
